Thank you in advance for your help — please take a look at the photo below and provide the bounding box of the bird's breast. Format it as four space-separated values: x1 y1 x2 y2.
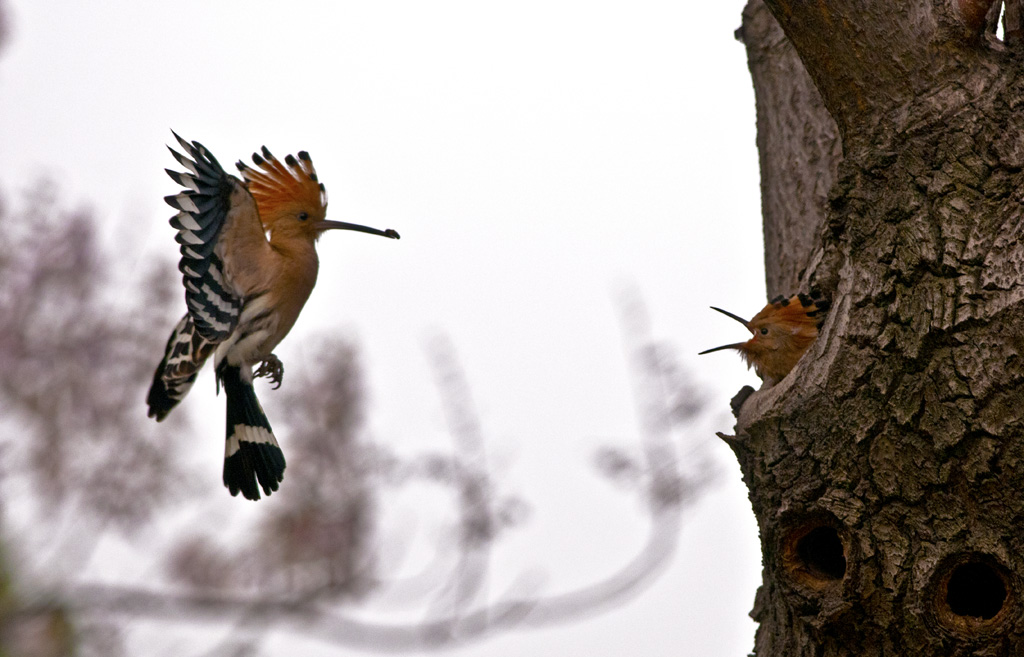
218 249 319 367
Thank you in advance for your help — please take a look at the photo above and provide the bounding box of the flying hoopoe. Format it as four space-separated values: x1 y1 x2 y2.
147 132 399 500
699 292 830 385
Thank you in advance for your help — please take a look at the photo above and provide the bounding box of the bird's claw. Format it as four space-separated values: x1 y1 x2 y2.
255 354 284 389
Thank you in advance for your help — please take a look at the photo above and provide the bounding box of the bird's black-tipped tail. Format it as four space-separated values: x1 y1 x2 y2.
217 362 286 501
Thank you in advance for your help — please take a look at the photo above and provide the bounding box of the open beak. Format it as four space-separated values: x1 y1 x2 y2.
708 306 751 330
697 306 752 355
698 341 748 355
319 220 400 239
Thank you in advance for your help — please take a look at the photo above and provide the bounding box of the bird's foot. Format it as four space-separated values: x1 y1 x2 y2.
255 354 284 390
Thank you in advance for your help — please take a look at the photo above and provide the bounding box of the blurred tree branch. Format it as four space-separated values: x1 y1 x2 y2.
0 181 716 655
69 308 714 652
0 181 190 531
0 0 8 57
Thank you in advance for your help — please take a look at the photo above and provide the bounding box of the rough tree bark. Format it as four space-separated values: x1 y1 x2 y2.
732 1 1024 655
739 1 842 300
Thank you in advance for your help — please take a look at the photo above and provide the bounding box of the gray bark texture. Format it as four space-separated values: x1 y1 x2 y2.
739 1 842 299
733 0 1024 655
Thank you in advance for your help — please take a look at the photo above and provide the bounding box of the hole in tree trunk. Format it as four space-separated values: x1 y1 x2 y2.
781 518 848 591
946 561 1007 620
931 553 1015 636
795 526 846 581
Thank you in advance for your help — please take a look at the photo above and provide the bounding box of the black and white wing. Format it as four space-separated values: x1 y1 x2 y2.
164 131 244 343
146 312 216 420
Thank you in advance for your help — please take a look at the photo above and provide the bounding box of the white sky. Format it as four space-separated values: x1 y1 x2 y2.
0 1 772 655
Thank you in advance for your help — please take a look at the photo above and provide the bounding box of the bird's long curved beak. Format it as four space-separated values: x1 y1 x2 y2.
698 342 747 355
320 220 400 239
698 306 752 355
708 306 751 330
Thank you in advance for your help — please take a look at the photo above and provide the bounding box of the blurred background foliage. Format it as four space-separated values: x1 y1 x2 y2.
0 3 719 652
0 181 713 655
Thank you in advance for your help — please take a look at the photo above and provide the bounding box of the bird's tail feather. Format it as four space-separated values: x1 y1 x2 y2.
218 361 286 500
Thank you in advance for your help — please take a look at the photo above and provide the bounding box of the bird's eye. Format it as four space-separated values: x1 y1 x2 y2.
298 212 309 221
760 327 769 335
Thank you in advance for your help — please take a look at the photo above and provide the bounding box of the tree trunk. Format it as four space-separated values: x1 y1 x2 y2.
738 1 842 300
734 1 1024 655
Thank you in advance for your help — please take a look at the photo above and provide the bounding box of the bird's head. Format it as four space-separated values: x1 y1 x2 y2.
698 294 828 377
237 147 399 243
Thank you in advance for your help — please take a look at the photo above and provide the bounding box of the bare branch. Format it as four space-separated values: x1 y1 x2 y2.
422 333 496 626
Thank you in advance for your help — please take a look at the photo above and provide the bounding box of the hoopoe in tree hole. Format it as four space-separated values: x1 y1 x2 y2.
147 132 400 500
699 292 830 385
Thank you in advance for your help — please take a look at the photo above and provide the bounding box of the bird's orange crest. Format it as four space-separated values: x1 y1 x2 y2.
750 294 825 334
699 292 831 384
236 147 327 223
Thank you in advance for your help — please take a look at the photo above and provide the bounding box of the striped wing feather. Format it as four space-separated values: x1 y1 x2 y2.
164 132 248 342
